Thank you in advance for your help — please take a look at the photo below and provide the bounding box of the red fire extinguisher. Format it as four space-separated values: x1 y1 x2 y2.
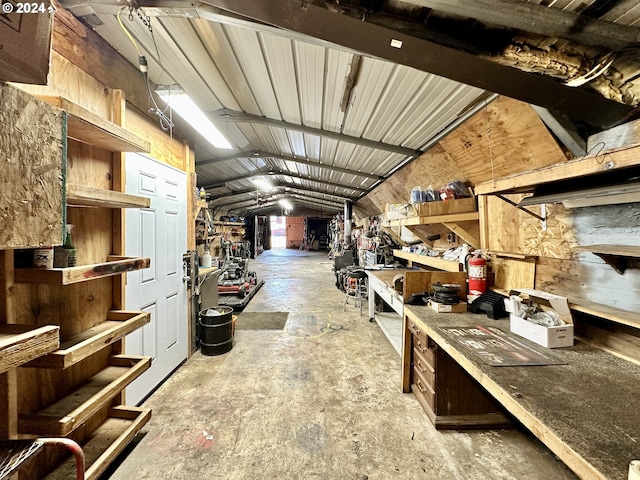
468 253 487 302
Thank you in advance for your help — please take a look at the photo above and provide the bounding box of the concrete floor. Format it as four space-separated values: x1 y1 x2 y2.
104 248 577 480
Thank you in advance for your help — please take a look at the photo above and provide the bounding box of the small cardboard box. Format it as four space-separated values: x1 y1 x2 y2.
415 196 477 216
508 289 574 348
428 299 467 313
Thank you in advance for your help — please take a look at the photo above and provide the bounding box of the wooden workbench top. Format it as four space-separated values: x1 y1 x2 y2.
403 304 640 480
366 268 412 287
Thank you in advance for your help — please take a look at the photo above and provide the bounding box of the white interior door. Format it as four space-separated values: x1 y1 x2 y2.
124 152 188 406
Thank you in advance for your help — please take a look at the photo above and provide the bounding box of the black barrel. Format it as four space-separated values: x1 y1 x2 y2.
198 306 234 355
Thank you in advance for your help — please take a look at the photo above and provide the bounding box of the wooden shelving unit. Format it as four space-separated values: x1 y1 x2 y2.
212 221 245 226
0 325 60 374
474 145 640 195
18 355 150 436
36 96 150 153
14 256 150 285
384 212 479 226
393 250 462 272
44 406 151 480
66 184 150 209
0 89 155 478
25 311 150 369
384 212 480 249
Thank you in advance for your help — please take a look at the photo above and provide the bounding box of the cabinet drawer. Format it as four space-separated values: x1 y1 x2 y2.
412 367 436 412
408 320 426 344
413 348 435 386
413 333 436 366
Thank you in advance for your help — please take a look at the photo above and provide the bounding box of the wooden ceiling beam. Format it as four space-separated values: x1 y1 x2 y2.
407 0 640 51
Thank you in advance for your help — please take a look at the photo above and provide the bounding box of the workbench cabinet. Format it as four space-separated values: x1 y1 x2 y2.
406 318 510 430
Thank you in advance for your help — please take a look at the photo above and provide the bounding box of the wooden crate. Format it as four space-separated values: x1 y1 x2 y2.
415 197 477 216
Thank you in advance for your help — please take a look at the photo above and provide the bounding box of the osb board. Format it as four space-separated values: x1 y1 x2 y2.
484 194 575 259
356 98 566 216
0 84 65 248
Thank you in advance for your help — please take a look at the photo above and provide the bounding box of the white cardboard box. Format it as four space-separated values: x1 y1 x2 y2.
428 299 467 313
508 289 574 348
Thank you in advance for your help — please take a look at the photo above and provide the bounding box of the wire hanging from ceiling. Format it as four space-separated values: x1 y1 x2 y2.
116 4 174 132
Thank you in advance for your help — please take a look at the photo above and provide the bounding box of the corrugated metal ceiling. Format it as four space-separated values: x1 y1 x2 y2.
81 8 487 214
66 0 640 214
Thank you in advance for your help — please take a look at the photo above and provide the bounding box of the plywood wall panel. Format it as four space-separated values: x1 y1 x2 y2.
356 98 568 216
536 257 640 312
125 110 187 171
440 97 567 184
491 258 536 291
13 53 113 120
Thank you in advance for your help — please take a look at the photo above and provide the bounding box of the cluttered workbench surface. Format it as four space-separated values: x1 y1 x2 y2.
403 304 640 480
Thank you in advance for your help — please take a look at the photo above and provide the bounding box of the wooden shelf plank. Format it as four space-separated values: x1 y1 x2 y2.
66 184 150 209
14 256 150 285
24 311 150 369
475 144 640 195
574 245 640 274
212 221 245 226
573 245 640 257
0 325 59 374
44 406 151 480
36 96 150 152
18 355 151 436
570 301 640 331
384 212 479 227
393 250 462 272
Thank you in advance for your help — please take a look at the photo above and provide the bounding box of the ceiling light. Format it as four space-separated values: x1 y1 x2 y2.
156 85 233 149
279 199 293 210
251 177 273 190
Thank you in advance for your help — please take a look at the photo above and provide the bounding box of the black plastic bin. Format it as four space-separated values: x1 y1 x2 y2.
198 306 234 355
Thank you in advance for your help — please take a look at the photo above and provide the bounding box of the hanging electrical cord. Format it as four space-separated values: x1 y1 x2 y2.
116 4 174 132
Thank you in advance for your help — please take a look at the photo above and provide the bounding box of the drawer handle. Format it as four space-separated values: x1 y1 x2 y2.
415 379 427 394
416 341 427 353
416 360 427 374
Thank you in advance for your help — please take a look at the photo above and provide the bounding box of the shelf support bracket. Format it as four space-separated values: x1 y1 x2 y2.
442 223 481 249
592 253 628 275
496 194 547 222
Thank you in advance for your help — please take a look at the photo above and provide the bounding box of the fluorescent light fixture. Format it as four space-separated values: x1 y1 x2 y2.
251 177 273 190
156 85 233 149
279 199 293 210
